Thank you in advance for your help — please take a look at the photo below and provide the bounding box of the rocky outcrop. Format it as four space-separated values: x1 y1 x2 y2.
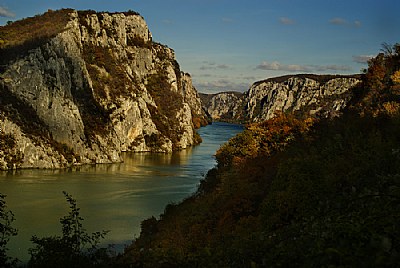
244 74 362 122
202 74 362 123
200 92 243 122
0 9 207 170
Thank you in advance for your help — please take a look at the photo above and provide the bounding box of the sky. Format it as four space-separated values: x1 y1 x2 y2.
0 0 399 94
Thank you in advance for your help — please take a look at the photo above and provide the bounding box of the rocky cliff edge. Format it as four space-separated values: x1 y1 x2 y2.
0 9 208 170
202 74 362 123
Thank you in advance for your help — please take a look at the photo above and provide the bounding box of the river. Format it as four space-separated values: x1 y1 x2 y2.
0 122 243 262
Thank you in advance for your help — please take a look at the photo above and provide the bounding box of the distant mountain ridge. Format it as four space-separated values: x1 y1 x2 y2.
202 74 362 123
0 9 208 170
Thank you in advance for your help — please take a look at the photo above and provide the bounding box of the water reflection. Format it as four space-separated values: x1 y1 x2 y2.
0 122 243 262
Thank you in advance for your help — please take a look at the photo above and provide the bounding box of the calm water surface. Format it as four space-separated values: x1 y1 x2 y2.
0 122 243 261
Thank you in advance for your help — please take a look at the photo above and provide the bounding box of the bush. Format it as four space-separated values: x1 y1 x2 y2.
0 194 18 268
28 192 113 268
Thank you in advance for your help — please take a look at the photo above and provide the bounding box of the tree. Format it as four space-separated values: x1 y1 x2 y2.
0 194 18 268
28 191 113 268
381 42 394 56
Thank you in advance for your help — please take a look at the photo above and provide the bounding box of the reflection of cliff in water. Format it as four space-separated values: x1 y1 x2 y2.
0 148 194 178
123 150 193 167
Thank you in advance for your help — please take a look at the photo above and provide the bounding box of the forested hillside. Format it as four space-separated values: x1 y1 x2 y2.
121 44 400 267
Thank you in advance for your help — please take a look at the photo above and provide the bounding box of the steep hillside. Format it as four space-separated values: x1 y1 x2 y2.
0 9 207 170
122 44 400 267
202 74 362 123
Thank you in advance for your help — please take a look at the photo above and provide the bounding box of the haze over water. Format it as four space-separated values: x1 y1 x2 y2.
0 122 243 262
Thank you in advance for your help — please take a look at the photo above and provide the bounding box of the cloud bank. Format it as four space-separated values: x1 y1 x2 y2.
329 17 362 27
200 61 232 71
352 55 374 64
279 17 295 25
195 79 249 93
329 17 347 25
0 6 15 18
256 61 352 72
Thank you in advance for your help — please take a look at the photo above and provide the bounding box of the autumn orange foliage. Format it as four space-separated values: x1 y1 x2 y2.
216 113 314 168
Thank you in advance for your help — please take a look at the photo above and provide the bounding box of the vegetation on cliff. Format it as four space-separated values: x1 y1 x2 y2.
121 43 400 267
0 9 72 70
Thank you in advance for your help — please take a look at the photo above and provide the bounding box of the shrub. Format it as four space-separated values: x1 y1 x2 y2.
28 192 113 268
127 35 151 49
0 194 18 268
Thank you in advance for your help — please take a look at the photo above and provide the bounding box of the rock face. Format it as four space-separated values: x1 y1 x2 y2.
202 74 362 123
200 92 243 122
0 9 207 170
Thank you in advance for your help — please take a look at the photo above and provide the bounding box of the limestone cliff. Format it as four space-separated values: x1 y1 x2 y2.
200 92 243 123
202 74 362 123
0 9 207 170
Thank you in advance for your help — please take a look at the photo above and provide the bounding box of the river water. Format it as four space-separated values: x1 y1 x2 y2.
0 122 243 262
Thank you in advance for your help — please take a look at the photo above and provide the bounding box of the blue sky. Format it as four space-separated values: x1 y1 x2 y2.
1 0 399 93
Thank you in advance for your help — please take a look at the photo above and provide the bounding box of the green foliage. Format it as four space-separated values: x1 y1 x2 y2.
0 194 18 268
28 192 113 268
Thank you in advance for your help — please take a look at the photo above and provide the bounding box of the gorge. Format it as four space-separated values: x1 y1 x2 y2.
0 10 366 171
2 8 399 268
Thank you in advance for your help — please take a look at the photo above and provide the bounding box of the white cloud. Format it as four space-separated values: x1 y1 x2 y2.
329 18 362 28
162 19 173 25
221 17 233 23
352 55 374 64
195 79 249 93
329 17 347 25
256 61 352 72
199 62 232 70
256 61 311 72
197 73 214 78
354 20 362 27
279 17 295 25
0 6 15 18
314 64 352 72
